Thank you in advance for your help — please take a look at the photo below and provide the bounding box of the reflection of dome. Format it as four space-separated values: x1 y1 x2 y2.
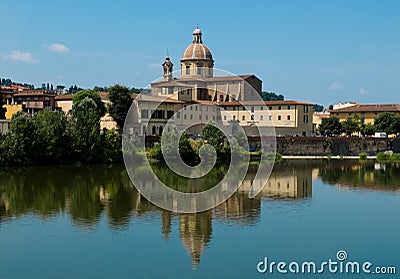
179 212 212 267
181 28 213 61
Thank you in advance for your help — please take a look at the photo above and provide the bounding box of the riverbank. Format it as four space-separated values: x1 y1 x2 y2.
282 155 377 160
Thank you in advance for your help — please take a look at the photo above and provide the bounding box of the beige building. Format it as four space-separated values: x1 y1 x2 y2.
125 28 315 137
329 103 400 125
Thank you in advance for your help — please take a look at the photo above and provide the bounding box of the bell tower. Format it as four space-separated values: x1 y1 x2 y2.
162 53 173 81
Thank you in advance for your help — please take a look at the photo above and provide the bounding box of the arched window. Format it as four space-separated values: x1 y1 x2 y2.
152 126 156 135
159 126 163 136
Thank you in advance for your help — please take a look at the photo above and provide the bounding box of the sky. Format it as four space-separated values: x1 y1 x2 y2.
0 0 399 107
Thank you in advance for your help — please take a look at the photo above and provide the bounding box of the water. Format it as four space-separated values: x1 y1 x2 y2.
0 161 399 278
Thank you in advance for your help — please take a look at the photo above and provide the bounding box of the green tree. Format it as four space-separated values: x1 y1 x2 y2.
261 91 284 101
32 109 69 163
375 112 400 135
3 111 35 164
341 118 359 136
202 123 230 159
319 117 343 136
313 104 324 112
69 97 101 162
73 90 106 118
108 84 133 130
361 123 375 136
100 129 122 163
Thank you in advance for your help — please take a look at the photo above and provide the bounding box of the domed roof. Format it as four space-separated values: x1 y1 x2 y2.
182 44 213 60
181 28 213 61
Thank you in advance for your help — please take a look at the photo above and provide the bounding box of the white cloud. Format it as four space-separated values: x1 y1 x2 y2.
329 82 344 91
148 63 160 69
3 50 38 63
45 43 70 53
359 88 367 95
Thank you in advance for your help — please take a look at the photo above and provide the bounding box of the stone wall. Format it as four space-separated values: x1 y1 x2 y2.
249 136 400 155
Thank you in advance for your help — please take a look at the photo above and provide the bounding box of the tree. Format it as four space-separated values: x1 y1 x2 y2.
361 123 375 136
319 117 343 136
313 104 324 112
3 111 35 164
73 90 106 118
99 129 122 163
341 118 359 136
374 112 400 135
69 97 101 162
108 84 133 130
32 109 69 163
261 91 284 101
202 123 230 159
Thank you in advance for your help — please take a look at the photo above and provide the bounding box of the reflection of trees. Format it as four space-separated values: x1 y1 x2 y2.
0 165 144 230
318 161 400 190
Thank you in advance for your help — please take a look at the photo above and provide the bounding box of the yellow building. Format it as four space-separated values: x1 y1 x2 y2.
329 104 400 125
124 28 315 137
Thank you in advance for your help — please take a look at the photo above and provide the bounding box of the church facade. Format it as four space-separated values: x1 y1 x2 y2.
129 28 314 137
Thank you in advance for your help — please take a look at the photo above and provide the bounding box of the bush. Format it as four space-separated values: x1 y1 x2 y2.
359 152 367 160
376 153 391 163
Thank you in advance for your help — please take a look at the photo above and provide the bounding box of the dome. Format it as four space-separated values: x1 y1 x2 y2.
182 43 213 60
181 28 213 61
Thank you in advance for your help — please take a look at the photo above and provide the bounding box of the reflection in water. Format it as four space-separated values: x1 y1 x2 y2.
317 160 400 191
0 162 315 267
3 161 398 266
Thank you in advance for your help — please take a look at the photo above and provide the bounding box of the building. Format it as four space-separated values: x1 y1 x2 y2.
329 103 400 125
127 28 314 137
54 92 119 130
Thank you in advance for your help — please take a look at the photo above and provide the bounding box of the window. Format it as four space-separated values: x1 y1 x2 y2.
233 115 236 120
190 106 193 111
177 112 181 119
206 115 208 120
303 115 309 123
184 105 186 110
260 106 264 110
251 106 254 113
199 115 202 120
233 106 236 111
141 109 149 118
278 115 282 120
260 115 264 121
242 115 246 121
186 65 190 75
269 115 272 121
197 66 202 75
195 105 198 111
269 106 272 110
278 106 281 110
287 115 291 120
287 106 290 110
304 106 308 113
167 110 174 119
184 114 187 120
224 115 227 120
220 95 224 102
190 115 193 120
251 114 254 120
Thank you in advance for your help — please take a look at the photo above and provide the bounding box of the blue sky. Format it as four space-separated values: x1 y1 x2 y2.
0 0 399 107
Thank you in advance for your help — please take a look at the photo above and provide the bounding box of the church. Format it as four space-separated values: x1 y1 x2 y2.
129 28 314 137
151 27 262 103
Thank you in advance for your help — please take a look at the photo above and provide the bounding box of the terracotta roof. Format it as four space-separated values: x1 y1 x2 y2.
151 74 260 85
134 94 185 104
55 94 74 100
330 104 400 113
14 91 55 97
182 43 213 61
217 100 315 106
